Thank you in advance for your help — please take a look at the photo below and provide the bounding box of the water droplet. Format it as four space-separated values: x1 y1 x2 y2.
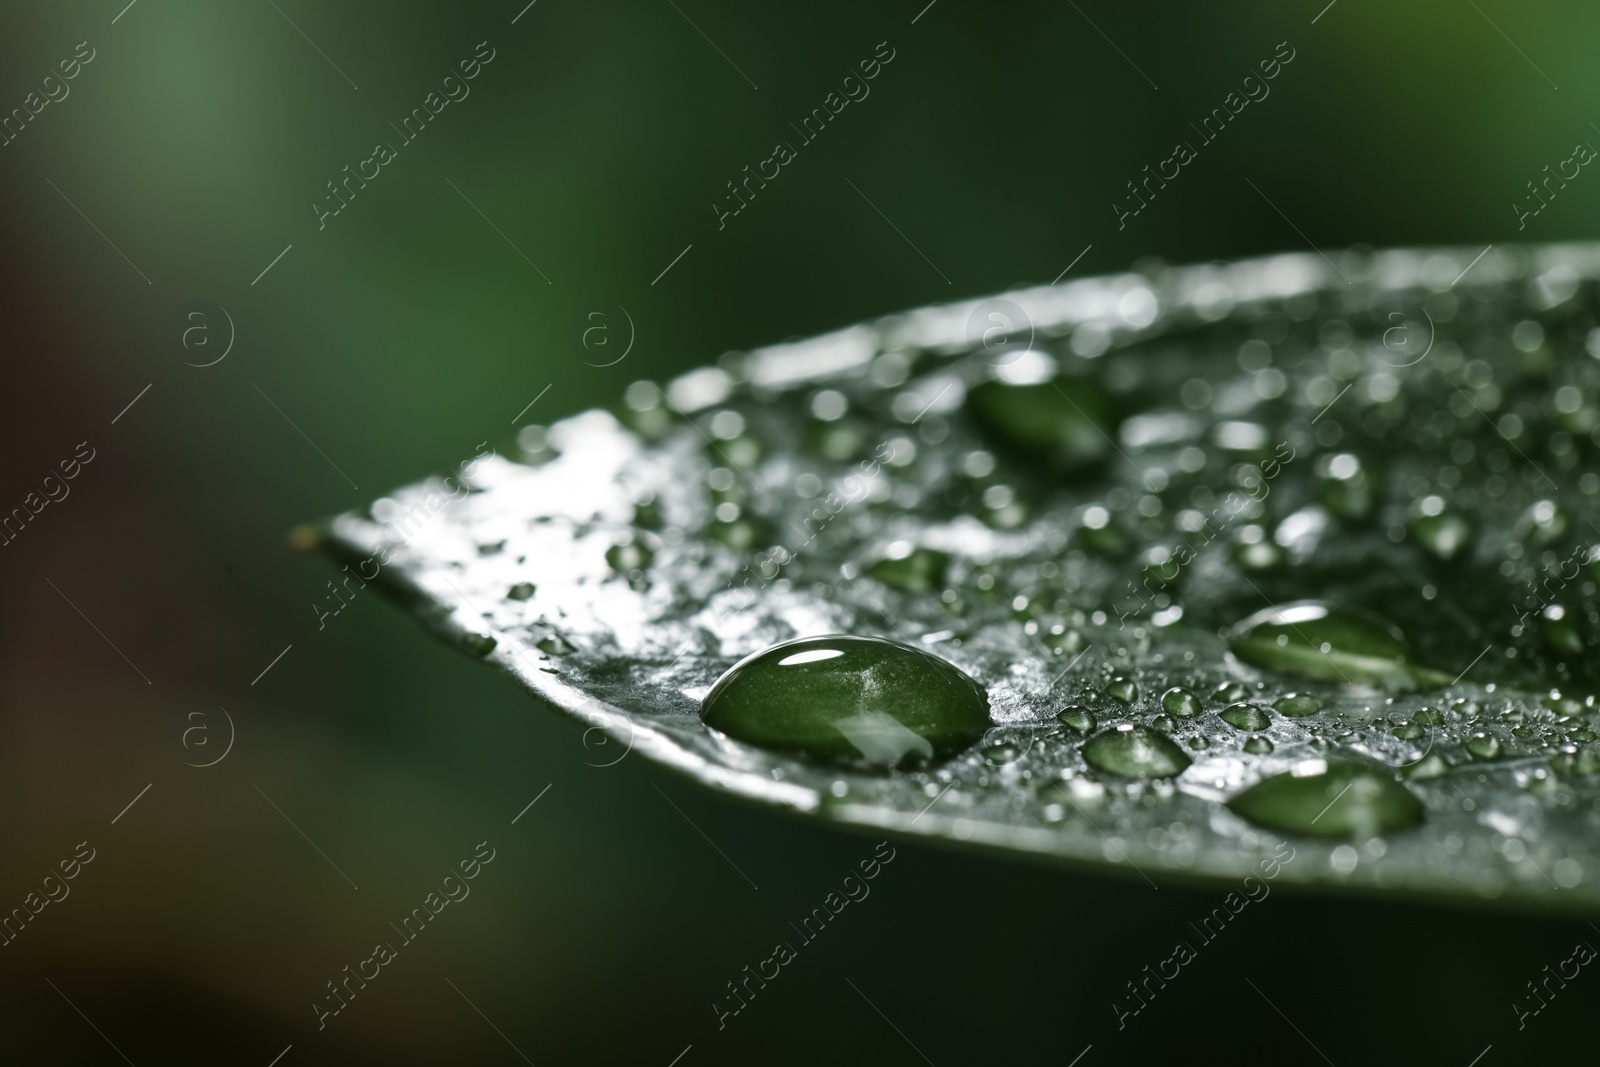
965 377 1118 472
1105 676 1139 703
605 541 653 572
699 635 991 769
1274 693 1322 717
1151 713 1176 733
1403 753 1450 780
1213 681 1248 702
1553 748 1600 775
1317 452 1378 520
1081 726 1192 779
1161 686 1202 717
1221 703 1271 731
1413 706 1444 726
1391 722 1424 740
868 546 949 592
462 633 497 656
1243 735 1274 754
1057 705 1097 732
1228 600 1448 690
983 741 1020 764
1227 762 1424 839
1411 510 1473 560
507 582 536 601
537 634 575 656
1466 732 1503 760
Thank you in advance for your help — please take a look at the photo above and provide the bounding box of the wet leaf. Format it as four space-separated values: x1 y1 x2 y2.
315 246 1600 911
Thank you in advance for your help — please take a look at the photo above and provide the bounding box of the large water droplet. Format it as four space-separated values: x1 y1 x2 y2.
700 635 991 769
1227 761 1424 839
1227 600 1448 690
1081 726 1192 779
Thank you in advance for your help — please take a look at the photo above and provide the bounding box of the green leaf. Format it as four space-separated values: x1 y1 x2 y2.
316 246 1600 911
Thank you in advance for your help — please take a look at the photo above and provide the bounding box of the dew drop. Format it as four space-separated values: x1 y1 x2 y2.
1160 686 1202 718
1081 726 1192 779
1411 509 1473 560
964 377 1118 473
1213 681 1248 703
868 545 949 592
1228 600 1448 690
506 582 536 601
1403 753 1450 780
1221 703 1271 731
1243 735 1274 754
1105 676 1139 703
983 741 1020 764
1056 705 1097 733
1466 732 1503 760
1274 693 1322 717
699 635 991 769
1227 762 1425 839
537 634 576 656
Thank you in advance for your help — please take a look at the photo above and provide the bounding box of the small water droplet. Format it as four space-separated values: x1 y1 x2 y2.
699 635 991 769
1243 735 1274 754
1221 703 1271 731
507 582 536 601
605 541 653 572
1227 762 1424 838
1411 509 1473 560
1151 713 1176 733
1057 706 1097 732
462 633 497 656
983 741 1020 764
868 546 949 592
1466 732 1503 760
537 634 576 656
1413 706 1444 726
1081 726 1192 779
1161 686 1202 717
1105 676 1138 703
1274 693 1322 717
1403 753 1450 780
1213 681 1248 703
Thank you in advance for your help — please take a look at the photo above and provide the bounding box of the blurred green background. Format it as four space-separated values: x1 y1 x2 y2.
1 1 1597 1062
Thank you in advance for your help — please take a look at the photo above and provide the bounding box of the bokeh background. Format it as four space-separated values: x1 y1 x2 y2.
1 1 1596 1062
